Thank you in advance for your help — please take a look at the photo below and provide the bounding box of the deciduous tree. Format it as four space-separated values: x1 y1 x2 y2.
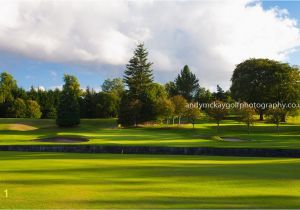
170 95 188 124
26 100 42 119
206 100 228 133
239 103 256 133
12 98 26 118
102 78 125 96
266 108 286 134
231 58 300 121
185 106 202 129
56 74 81 127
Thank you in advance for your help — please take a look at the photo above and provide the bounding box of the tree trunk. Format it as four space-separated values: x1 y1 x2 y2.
280 113 286 122
259 111 264 121
172 117 175 125
179 117 181 125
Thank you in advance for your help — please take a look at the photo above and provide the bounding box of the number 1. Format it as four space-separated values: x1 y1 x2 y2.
4 189 8 198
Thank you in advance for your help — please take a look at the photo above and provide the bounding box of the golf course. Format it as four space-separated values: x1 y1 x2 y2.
0 117 299 148
0 118 300 208
1 2 300 207
1 152 300 209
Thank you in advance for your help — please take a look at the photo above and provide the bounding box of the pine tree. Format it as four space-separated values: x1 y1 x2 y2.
119 43 157 126
56 74 81 127
124 43 153 98
175 65 199 101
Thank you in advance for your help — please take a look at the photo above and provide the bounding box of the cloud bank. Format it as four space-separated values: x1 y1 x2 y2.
0 0 300 89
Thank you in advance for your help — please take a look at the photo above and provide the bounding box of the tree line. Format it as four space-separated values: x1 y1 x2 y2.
0 43 299 129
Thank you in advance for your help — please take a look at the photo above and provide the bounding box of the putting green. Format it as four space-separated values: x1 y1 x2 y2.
0 152 300 208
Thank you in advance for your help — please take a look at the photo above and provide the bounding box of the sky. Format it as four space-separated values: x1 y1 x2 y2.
0 0 300 91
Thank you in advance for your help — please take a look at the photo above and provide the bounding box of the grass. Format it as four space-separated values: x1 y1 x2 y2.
0 118 299 149
0 118 299 208
0 152 299 208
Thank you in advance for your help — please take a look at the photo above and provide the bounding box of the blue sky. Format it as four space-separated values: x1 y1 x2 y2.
0 51 111 91
263 1 300 65
0 0 300 91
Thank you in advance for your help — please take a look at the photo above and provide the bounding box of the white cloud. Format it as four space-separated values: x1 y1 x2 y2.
34 86 45 91
49 85 62 91
0 0 299 89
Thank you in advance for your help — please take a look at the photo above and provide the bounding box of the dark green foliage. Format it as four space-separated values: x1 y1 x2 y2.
43 89 60 119
175 65 199 101
118 83 168 126
119 43 159 126
213 85 231 102
56 75 81 127
118 93 142 126
97 92 120 118
0 72 58 119
139 83 168 122
101 78 125 96
196 87 213 104
0 72 17 103
44 106 57 119
0 72 18 117
124 43 153 98
80 87 120 119
231 58 300 120
0 101 12 117
27 87 60 119
80 87 98 118
165 81 178 97
13 88 27 100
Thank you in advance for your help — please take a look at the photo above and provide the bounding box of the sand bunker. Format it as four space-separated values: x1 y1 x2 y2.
36 136 89 143
8 124 37 131
221 137 250 142
194 134 250 142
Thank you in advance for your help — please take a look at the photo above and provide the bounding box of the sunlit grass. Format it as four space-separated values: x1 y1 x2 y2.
0 117 299 148
0 152 300 209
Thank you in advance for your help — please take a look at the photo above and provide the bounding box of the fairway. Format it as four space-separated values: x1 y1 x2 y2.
0 152 299 209
0 118 299 149
1 1 300 208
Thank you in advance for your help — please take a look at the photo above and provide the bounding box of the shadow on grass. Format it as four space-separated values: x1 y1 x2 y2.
68 195 300 208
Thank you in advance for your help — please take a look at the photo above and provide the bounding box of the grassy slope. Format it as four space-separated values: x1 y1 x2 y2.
0 118 299 148
0 152 299 208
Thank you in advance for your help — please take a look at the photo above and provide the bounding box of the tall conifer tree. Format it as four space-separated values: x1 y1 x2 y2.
124 43 153 98
175 65 199 101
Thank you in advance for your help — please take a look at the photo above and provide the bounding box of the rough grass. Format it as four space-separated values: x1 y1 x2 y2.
0 118 299 148
0 152 300 209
